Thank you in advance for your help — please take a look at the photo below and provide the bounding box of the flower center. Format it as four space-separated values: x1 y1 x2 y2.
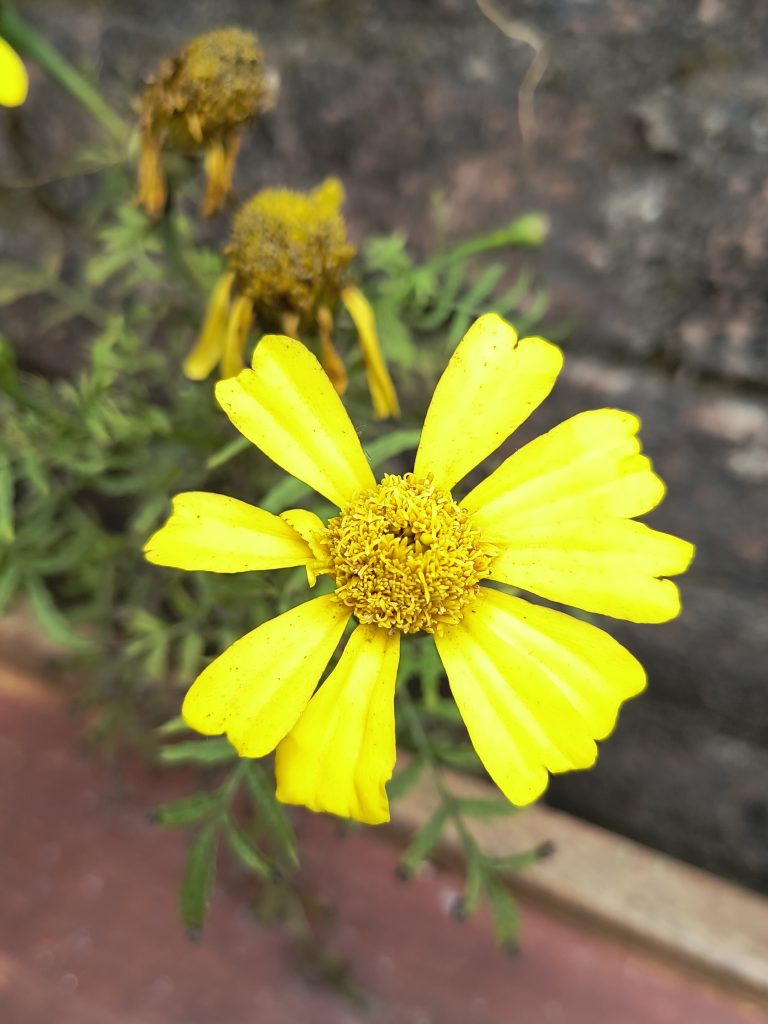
227 179 355 323
319 474 495 634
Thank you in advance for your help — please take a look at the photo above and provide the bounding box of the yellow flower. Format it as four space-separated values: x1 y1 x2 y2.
0 37 28 107
136 28 276 217
184 179 399 418
145 314 694 825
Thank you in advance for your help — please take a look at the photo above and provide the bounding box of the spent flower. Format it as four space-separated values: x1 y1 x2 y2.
145 314 694 824
184 178 399 418
137 28 276 217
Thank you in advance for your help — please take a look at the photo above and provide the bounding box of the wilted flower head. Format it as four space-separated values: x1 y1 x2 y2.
137 28 276 217
0 37 28 107
228 179 355 324
184 179 399 419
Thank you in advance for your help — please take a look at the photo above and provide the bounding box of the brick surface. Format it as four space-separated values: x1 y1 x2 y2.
1 675 766 1024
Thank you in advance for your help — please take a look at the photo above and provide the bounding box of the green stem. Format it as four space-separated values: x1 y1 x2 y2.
0 4 130 144
399 688 477 856
428 213 549 270
47 279 110 328
157 215 210 292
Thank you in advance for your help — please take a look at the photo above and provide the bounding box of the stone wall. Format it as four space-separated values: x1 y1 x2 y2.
2 0 767 890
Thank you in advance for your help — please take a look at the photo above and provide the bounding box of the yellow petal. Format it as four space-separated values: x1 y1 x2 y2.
488 519 695 623
183 272 234 381
275 624 400 824
220 294 253 380
463 409 666 533
0 39 28 107
414 314 563 490
144 491 312 572
279 508 327 548
435 588 645 806
203 133 241 217
317 305 348 396
136 128 166 218
215 334 376 507
183 595 350 757
340 285 400 419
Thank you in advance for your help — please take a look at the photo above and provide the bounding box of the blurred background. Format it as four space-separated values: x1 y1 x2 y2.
1 1 767 1021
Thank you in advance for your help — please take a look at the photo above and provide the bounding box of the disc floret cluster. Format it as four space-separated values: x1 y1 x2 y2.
318 473 497 634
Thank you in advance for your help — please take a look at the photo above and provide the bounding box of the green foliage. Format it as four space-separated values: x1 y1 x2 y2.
395 685 551 948
360 212 558 374
181 821 220 937
153 754 297 934
0 77 559 954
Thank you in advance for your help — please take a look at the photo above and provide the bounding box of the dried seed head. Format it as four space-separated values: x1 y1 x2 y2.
227 179 356 324
140 28 274 150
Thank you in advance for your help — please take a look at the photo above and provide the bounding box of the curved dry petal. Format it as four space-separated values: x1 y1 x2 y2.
275 624 400 824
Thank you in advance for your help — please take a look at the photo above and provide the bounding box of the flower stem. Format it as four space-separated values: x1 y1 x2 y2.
399 687 477 855
0 3 130 144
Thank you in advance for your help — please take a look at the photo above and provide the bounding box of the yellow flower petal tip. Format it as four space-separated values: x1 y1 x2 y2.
144 491 314 573
181 596 350 757
0 38 29 108
149 311 693 821
436 589 647 806
415 313 563 490
215 332 375 508
275 625 400 825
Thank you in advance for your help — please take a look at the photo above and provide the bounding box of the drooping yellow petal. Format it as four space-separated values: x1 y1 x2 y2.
144 491 312 572
183 272 235 381
220 294 253 379
183 595 350 757
414 314 563 490
0 38 28 108
463 409 666 533
317 305 348 397
202 132 241 217
275 624 400 824
435 588 646 806
215 334 376 507
136 128 167 218
488 519 695 623
340 285 400 419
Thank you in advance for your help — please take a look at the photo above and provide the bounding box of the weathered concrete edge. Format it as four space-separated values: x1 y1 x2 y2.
389 757 768 1006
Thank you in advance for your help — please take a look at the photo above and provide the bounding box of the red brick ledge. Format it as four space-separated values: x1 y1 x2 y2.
2 643 766 1009
390 756 768 1005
